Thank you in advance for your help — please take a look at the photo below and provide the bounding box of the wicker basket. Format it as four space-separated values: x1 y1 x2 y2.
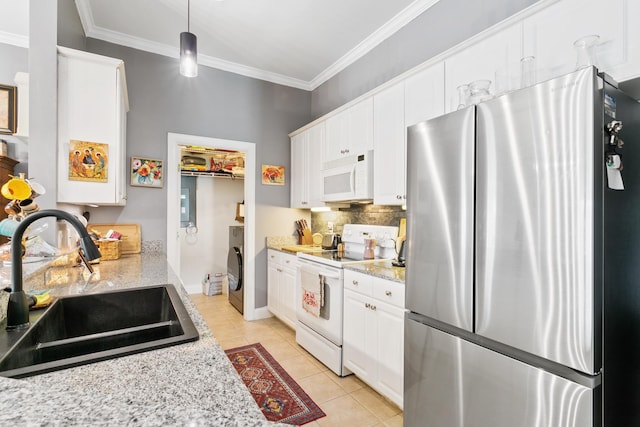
96 239 121 260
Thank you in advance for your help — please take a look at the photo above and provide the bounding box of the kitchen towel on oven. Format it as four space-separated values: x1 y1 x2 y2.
301 270 325 318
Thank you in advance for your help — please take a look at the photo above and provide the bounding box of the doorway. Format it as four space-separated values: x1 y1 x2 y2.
167 132 257 321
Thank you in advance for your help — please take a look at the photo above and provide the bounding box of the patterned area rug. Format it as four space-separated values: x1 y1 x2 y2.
225 343 326 425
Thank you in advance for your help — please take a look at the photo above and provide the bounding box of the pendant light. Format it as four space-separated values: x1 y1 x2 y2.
180 0 198 77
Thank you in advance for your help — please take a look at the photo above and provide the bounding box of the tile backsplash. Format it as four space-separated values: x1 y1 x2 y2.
311 204 405 235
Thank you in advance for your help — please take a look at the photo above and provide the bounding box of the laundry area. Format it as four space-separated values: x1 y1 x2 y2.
178 145 245 311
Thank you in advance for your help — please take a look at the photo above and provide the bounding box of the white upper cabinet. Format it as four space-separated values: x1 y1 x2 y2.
324 97 373 163
404 62 445 128
444 23 522 113
290 133 306 208
290 122 325 209
523 0 639 83
373 82 405 206
374 63 445 206
57 47 129 206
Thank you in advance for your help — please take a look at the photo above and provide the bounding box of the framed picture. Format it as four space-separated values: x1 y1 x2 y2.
261 164 285 186
131 156 163 188
68 140 109 183
0 84 17 135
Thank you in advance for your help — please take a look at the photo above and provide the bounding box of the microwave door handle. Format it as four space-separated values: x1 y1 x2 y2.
350 163 357 193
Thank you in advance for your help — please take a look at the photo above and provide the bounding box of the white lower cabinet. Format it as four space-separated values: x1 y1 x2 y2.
267 250 298 329
343 270 406 408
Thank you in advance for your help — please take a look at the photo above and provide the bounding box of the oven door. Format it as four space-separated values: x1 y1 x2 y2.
296 258 344 345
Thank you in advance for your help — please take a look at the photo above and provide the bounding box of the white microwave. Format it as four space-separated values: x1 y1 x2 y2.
322 150 373 202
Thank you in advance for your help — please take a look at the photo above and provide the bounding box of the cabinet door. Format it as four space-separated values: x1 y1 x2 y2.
348 97 374 156
267 260 280 316
57 48 127 206
375 300 406 408
343 289 376 382
374 82 406 206
279 266 297 329
290 132 308 208
405 62 445 127
444 23 522 113
306 123 325 207
325 110 348 162
523 0 631 82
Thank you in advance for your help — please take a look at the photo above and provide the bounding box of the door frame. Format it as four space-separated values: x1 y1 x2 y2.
166 132 257 321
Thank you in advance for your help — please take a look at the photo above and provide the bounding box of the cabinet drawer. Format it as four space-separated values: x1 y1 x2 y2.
280 252 298 270
344 270 373 295
373 278 405 308
267 249 281 265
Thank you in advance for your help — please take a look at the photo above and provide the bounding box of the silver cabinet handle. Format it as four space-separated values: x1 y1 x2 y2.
385 290 392 296
352 280 358 286
277 268 282 272
371 305 376 311
365 302 370 308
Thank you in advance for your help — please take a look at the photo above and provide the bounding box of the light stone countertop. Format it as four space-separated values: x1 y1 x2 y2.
0 253 282 426
344 260 405 283
267 243 405 283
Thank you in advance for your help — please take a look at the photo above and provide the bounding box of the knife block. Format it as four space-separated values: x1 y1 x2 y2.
299 229 313 245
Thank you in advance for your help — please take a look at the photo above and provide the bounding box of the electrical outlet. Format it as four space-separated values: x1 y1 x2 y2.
327 221 334 233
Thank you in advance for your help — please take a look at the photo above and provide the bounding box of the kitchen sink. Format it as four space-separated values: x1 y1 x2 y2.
0 284 199 378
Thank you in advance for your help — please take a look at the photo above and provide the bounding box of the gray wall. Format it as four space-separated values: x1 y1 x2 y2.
80 39 311 307
311 0 539 118
57 0 86 51
0 43 27 83
83 38 311 228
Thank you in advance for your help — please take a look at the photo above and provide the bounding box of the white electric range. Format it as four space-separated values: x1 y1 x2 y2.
295 224 399 376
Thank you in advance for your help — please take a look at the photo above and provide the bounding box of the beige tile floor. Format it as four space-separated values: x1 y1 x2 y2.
190 293 403 427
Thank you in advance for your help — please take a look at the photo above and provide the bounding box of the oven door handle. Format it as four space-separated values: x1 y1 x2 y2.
299 264 341 281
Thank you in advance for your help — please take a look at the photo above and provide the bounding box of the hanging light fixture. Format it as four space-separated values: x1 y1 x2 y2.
180 0 198 77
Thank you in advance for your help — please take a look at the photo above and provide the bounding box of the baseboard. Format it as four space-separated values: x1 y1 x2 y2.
249 306 273 321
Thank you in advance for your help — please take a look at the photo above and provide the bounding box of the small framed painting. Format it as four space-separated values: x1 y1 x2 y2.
0 84 17 135
69 140 109 183
131 156 163 188
261 164 285 186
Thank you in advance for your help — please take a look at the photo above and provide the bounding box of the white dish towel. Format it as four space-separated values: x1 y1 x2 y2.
301 269 324 318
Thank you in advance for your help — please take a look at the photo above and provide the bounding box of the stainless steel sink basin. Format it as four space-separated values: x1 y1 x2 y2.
0 284 199 378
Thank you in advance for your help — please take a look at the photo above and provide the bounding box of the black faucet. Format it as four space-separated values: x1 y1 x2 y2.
5 209 101 330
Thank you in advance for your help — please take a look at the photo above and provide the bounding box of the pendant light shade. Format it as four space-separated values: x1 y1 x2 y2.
180 0 198 77
180 31 198 77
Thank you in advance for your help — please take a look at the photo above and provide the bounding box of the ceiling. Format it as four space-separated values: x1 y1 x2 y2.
0 0 440 90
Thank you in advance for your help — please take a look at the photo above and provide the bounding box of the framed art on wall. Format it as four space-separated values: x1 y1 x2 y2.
131 156 163 188
0 84 17 135
68 140 109 183
261 164 285 185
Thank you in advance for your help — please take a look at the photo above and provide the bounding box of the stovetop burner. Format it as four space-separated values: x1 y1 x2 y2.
297 224 400 268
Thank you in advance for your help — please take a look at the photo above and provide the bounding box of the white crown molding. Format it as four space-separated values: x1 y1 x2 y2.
0 30 28 48
308 0 441 89
74 0 439 91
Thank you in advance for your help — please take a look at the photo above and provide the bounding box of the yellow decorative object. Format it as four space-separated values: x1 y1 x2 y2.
1 175 31 200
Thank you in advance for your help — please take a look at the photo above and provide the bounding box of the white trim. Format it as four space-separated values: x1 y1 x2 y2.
253 306 274 321
0 30 29 48
74 0 443 91
167 133 259 321
309 0 441 90
289 0 562 137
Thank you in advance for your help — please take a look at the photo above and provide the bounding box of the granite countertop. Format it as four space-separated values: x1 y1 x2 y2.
267 237 405 283
0 253 281 426
344 260 405 283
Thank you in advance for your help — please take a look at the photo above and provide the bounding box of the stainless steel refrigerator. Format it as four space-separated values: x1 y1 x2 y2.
404 67 640 427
